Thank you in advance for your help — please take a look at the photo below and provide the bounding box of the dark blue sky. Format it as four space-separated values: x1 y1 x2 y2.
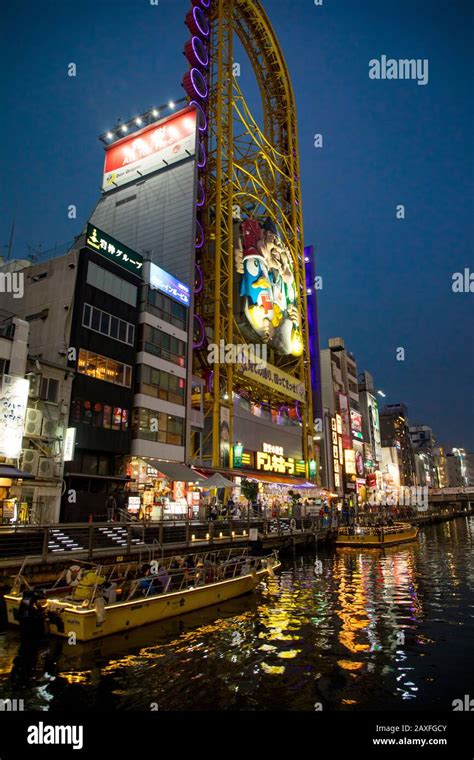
1 0 472 449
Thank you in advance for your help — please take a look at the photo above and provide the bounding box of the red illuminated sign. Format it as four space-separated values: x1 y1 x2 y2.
103 109 197 192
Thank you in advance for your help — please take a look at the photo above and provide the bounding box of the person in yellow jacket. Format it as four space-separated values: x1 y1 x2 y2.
72 569 106 601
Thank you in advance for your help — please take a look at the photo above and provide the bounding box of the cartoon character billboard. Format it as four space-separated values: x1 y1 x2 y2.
234 218 304 357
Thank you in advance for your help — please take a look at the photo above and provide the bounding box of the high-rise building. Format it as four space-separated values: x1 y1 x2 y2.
409 425 436 487
380 404 416 487
320 338 364 500
446 448 474 487
433 446 448 488
358 370 383 495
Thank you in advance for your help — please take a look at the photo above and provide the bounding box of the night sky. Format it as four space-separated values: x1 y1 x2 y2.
1 0 472 450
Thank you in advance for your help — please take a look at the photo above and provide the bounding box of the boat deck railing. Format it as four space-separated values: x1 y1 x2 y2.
9 548 278 609
338 523 414 537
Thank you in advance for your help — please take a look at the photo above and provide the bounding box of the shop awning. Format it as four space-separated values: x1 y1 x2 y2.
202 472 234 489
0 466 35 480
147 459 208 484
242 472 308 486
194 466 312 488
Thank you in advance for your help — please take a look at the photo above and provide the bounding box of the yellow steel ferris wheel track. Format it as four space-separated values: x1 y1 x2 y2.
194 0 315 472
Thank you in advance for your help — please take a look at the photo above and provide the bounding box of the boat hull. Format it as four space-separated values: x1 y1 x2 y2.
5 566 278 642
335 526 418 548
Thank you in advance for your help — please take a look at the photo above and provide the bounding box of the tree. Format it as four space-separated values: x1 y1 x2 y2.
241 479 258 503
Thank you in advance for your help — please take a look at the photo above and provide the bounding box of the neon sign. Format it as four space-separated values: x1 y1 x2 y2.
149 262 191 307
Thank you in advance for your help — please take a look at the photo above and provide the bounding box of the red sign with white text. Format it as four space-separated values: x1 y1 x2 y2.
103 108 197 192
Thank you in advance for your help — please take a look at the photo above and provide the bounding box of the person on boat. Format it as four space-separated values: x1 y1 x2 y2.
102 580 118 604
73 569 106 601
154 564 171 594
18 588 47 640
138 564 154 596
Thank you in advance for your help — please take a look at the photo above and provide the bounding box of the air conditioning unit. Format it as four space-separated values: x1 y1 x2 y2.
41 417 58 437
38 457 54 479
24 409 43 437
21 449 40 476
28 374 42 399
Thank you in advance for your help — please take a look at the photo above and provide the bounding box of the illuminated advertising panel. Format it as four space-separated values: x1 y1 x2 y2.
353 441 365 478
0 376 29 459
237 361 305 403
102 108 197 192
344 449 356 475
233 217 304 357
149 262 191 307
338 392 351 449
63 428 76 462
86 224 144 275
350 409 363 441
368 394 382 462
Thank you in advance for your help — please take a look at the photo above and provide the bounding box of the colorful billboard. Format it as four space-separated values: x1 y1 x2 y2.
338 392 351 449
350 409 363 441
102 108 197 193
233 217 304 357
149 262 191 307
353 441 365 478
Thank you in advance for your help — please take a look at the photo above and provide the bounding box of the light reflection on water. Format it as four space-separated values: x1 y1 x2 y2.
0 516 473 711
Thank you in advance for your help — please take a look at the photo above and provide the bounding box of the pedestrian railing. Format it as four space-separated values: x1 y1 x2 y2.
0 515 327 564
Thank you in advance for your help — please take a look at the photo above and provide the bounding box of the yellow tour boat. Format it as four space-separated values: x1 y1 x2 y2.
5 548 280 642
335 522 418 548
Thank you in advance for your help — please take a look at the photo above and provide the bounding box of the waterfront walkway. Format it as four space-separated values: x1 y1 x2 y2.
0 504 472 583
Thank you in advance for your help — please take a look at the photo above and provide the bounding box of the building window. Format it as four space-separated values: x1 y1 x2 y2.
144 286 187 330
87 261 137 307
82 303 135 346
0 358 10 375
136 364 185 405
77 349 132 388
138 324 186 367
71 398 129 431
132 407 184 447
40 377 59 403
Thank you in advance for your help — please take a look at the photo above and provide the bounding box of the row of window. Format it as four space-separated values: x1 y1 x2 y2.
71 399 129 431
87 261 137 307
132 408 184 447
83 303 135 346
77 349 132 388
136 364 185 405
144 287 187 330
138 323 186 367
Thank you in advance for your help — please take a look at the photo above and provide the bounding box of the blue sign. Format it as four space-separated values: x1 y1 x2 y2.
149 262 191 308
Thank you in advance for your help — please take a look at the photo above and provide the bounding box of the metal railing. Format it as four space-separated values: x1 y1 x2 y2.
0 515 326 564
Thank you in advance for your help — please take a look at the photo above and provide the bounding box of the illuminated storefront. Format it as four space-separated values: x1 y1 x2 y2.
126 458 204 520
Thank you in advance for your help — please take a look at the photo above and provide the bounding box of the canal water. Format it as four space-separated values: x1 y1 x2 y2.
1 516 473 711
